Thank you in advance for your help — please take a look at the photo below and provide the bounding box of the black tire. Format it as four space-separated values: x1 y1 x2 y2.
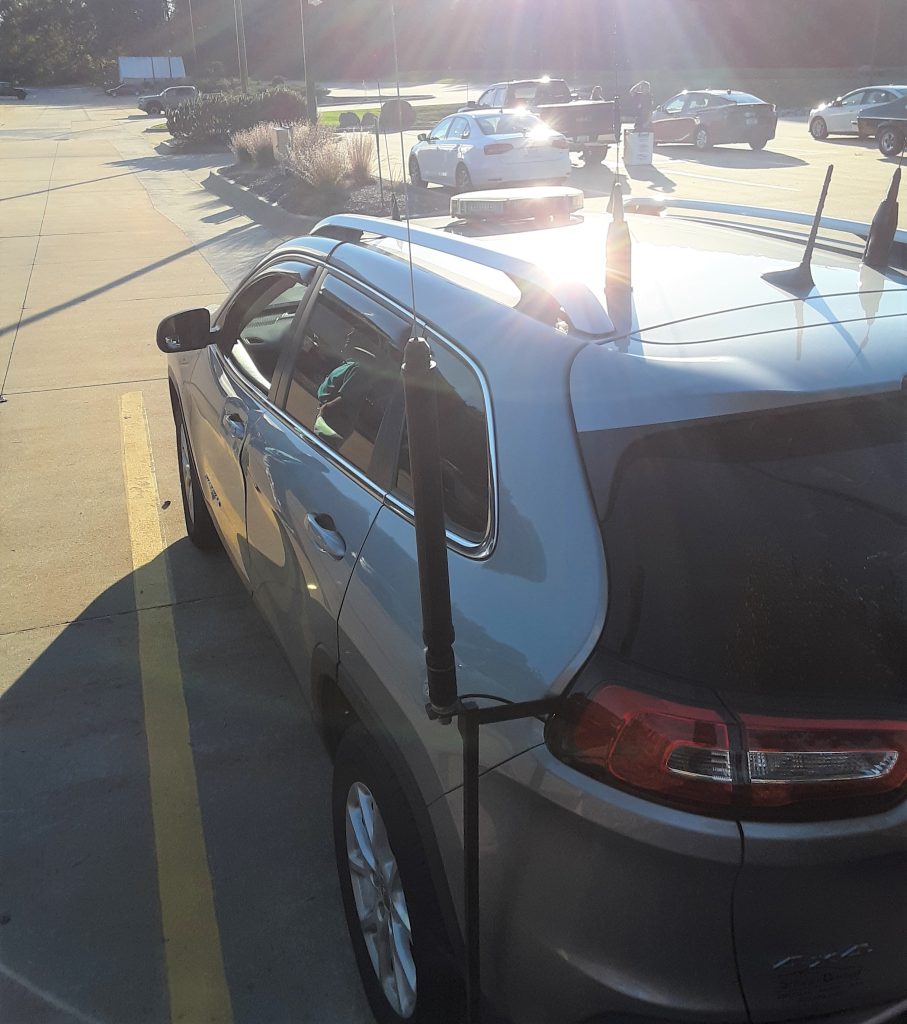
454 163 472 191
582 145 607 164
175 411 220 550
749 136 769 150
146 103 162 116
16 92 26 101
878 126 905 158
693 125 711 151
409 155 426 188
332 725 463 1024
809 117 828 140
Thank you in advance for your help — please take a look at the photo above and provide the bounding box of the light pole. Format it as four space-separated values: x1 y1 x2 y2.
186 0 199 71
232 0 250 93
300 0 322 123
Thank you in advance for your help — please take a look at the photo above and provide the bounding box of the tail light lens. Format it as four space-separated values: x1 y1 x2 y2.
551 137 569 149
547 685 907 819
483 142 513 155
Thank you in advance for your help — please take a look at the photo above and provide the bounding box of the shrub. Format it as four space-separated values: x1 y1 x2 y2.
345 132 375 185
271 75 286 87
287 123 348 196
230 122 276 165
167 88 307 145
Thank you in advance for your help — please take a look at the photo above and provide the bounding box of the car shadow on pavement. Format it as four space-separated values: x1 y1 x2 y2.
654 146 808 169
0 538 371 1024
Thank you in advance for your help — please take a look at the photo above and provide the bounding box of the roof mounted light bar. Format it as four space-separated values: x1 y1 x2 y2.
313 212 614 335
450 186 584 223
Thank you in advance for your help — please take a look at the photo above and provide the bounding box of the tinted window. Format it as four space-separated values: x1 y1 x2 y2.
284 278 404 475
686 94 710 111
662 95 685 114
395 340 491 542
842 90 866 104
429 117 453 141
587 394 906 698
448 116 470 139
224 271 311 392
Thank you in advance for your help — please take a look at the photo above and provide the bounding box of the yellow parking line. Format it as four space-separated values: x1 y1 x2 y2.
120 391 233 1024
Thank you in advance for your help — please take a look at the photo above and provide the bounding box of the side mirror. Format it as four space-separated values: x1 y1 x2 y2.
832 98 843 107
464 100 477 109
157 307 211 353
417 132 428 142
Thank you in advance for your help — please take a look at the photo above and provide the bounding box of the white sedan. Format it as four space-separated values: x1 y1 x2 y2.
409 109 571 190
808 84 907 139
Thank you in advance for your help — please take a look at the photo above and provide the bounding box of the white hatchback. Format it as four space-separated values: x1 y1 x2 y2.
809 84 907 139
409 109 571 190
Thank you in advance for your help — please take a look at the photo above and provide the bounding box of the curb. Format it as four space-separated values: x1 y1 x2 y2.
203 169 320 234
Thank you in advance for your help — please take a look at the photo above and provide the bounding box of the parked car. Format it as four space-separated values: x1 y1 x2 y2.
0 81 27 100
106 82 143 97
855 93 907 157
465 78 618 162
137 84 198 116
157 184 907 1024
650 89 777 150
409 110 570 189
809 85 907 139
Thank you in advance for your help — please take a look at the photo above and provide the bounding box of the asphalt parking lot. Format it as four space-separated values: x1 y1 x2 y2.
0 86 902 1024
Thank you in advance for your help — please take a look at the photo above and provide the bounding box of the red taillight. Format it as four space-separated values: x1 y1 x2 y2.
547 685 907 819
483 142 513 155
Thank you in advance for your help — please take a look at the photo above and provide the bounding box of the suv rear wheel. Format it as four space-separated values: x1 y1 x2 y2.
146 102 162 116
693 126 711 151
332 725 463 1023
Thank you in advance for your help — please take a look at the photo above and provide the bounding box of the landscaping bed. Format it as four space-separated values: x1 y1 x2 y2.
219 162 450 219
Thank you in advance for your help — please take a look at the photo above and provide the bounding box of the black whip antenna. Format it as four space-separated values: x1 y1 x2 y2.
762 163 833 296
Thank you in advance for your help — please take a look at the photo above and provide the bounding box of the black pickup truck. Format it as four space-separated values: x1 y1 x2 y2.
463 79 618 163
856 94 907 157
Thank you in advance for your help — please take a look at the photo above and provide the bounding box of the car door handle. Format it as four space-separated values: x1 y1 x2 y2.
305 513 346 560
222 412 246 439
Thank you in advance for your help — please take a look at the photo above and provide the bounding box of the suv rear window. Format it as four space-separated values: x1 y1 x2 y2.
583 393 905 698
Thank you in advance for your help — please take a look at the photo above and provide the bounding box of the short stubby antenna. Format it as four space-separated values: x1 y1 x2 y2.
763 163 834 296
863 165 901 270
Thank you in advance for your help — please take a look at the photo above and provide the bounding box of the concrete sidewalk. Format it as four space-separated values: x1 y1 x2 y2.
0 89 370 1024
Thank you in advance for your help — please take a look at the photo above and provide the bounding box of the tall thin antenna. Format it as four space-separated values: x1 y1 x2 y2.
389 1 418 331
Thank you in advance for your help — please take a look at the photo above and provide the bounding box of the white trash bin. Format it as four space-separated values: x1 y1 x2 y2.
623 129 654 166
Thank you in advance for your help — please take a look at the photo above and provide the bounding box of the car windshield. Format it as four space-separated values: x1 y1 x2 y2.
581 392 906 700
476 113 541 135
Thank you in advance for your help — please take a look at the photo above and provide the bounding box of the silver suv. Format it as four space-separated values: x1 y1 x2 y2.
158 188 907 1024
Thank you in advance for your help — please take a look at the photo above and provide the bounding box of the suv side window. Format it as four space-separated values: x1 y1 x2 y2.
662 95 685 114
394 338 491 543
476 88 495 108
222 268 313 393
283 277 405 475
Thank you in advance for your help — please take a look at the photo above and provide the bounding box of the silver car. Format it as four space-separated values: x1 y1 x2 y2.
808 84 907 139
137 84 198 116
158 188 907 1024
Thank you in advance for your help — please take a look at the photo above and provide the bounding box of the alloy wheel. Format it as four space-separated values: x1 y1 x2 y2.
345 782 417 1018
810 117 828 140
694 127 710 150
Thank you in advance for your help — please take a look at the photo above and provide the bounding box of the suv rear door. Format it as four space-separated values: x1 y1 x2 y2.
243 273 409 675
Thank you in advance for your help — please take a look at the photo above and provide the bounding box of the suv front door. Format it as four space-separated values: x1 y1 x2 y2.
186 263 314 579
243 274 408 679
